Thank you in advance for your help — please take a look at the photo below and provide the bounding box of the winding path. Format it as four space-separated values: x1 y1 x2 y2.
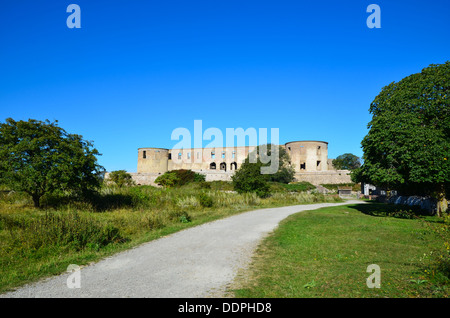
1 200 364 298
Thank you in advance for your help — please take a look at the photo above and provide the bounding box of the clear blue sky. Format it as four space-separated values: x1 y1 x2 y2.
1 0 449 172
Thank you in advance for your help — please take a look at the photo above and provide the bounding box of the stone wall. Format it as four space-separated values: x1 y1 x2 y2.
137 140 331 174
293 170 352 186
121 169 353 187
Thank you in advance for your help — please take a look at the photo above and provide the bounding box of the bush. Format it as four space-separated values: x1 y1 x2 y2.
155 170 205 187
198 181 212 190
155 172 179 188
232 161 271 198
198 192 214 207
107 170 135 188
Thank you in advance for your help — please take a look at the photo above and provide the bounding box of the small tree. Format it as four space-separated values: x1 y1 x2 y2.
0 118 104 207
107 170 135 188
232 159 271 198
332 153 361 170
232 144 295 198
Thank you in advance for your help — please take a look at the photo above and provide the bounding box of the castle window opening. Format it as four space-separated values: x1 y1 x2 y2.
232 151 235 159
231 162 237 170
143 151 146 159
211 151 215 159
210 162 216 170
178 153 182 160
187 152 191 159
168 153 172 160
220 162 226 171
222 151 225 159
317 160 321 169
300 162 306 170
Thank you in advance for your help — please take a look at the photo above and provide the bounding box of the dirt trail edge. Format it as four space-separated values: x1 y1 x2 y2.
1 200 365 298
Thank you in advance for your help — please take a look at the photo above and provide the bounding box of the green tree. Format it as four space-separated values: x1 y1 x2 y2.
332 153 361 170
107 170 135 188
0 118 104 207
155 169 205 188
232 144 295 198
352 62 449 216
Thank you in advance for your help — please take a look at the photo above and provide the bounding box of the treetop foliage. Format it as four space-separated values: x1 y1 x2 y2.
352 61 449 213
0 118 104 207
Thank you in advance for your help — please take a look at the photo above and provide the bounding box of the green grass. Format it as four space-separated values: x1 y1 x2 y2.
0 183 342 294
231 202 449 298
320 183 360 192
269 181 316 193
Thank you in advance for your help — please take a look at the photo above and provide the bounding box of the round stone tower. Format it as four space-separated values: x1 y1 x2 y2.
284 141 328 172
137 148 169 173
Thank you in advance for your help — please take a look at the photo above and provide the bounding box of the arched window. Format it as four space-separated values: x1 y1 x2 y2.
210 162 216 170
230 162 237 170
220 162 227 171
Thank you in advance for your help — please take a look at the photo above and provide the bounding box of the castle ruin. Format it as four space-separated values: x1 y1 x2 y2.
131 140 352 186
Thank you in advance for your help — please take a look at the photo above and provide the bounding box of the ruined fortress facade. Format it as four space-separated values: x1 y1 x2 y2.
132 140 352 186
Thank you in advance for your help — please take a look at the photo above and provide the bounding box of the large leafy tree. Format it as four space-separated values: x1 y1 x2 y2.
352 62 449 215
332 153 361 170
0 118 104 207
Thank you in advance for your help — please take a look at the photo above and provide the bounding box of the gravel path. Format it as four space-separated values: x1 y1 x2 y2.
1 200 364 298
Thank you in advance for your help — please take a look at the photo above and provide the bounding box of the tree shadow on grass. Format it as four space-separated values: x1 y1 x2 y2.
42 192 136 212
346 201 438 220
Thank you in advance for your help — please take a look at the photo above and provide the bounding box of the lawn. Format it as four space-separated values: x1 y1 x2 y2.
232 202 449 298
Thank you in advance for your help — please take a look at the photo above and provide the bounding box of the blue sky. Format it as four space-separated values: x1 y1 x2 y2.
1 0 449 172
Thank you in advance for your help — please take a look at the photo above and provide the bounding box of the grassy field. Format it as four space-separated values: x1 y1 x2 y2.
0 181 341 294
231 202 450 298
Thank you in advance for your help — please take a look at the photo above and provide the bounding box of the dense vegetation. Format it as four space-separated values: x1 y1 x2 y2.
155 169 206 187
352 61 449 215
0 118 104 208
232 144 295 198
332 153 361 170
0 180 340 293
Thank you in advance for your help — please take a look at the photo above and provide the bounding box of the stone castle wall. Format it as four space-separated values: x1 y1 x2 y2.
123 140 352 187
293 170 352 186
119 169 352 187
137 141 331 174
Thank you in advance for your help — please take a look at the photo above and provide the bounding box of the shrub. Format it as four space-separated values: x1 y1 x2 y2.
155 170 205 187
198 192 214 207
155 172 179 188
107 170 135 188
198 181 212 190
232 161 271 198
167 210 192 223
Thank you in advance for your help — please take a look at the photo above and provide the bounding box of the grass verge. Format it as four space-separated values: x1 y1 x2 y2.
231 202 449 298
0 184 341 294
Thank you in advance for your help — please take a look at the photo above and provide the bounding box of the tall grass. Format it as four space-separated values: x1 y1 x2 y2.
0 182 342 293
